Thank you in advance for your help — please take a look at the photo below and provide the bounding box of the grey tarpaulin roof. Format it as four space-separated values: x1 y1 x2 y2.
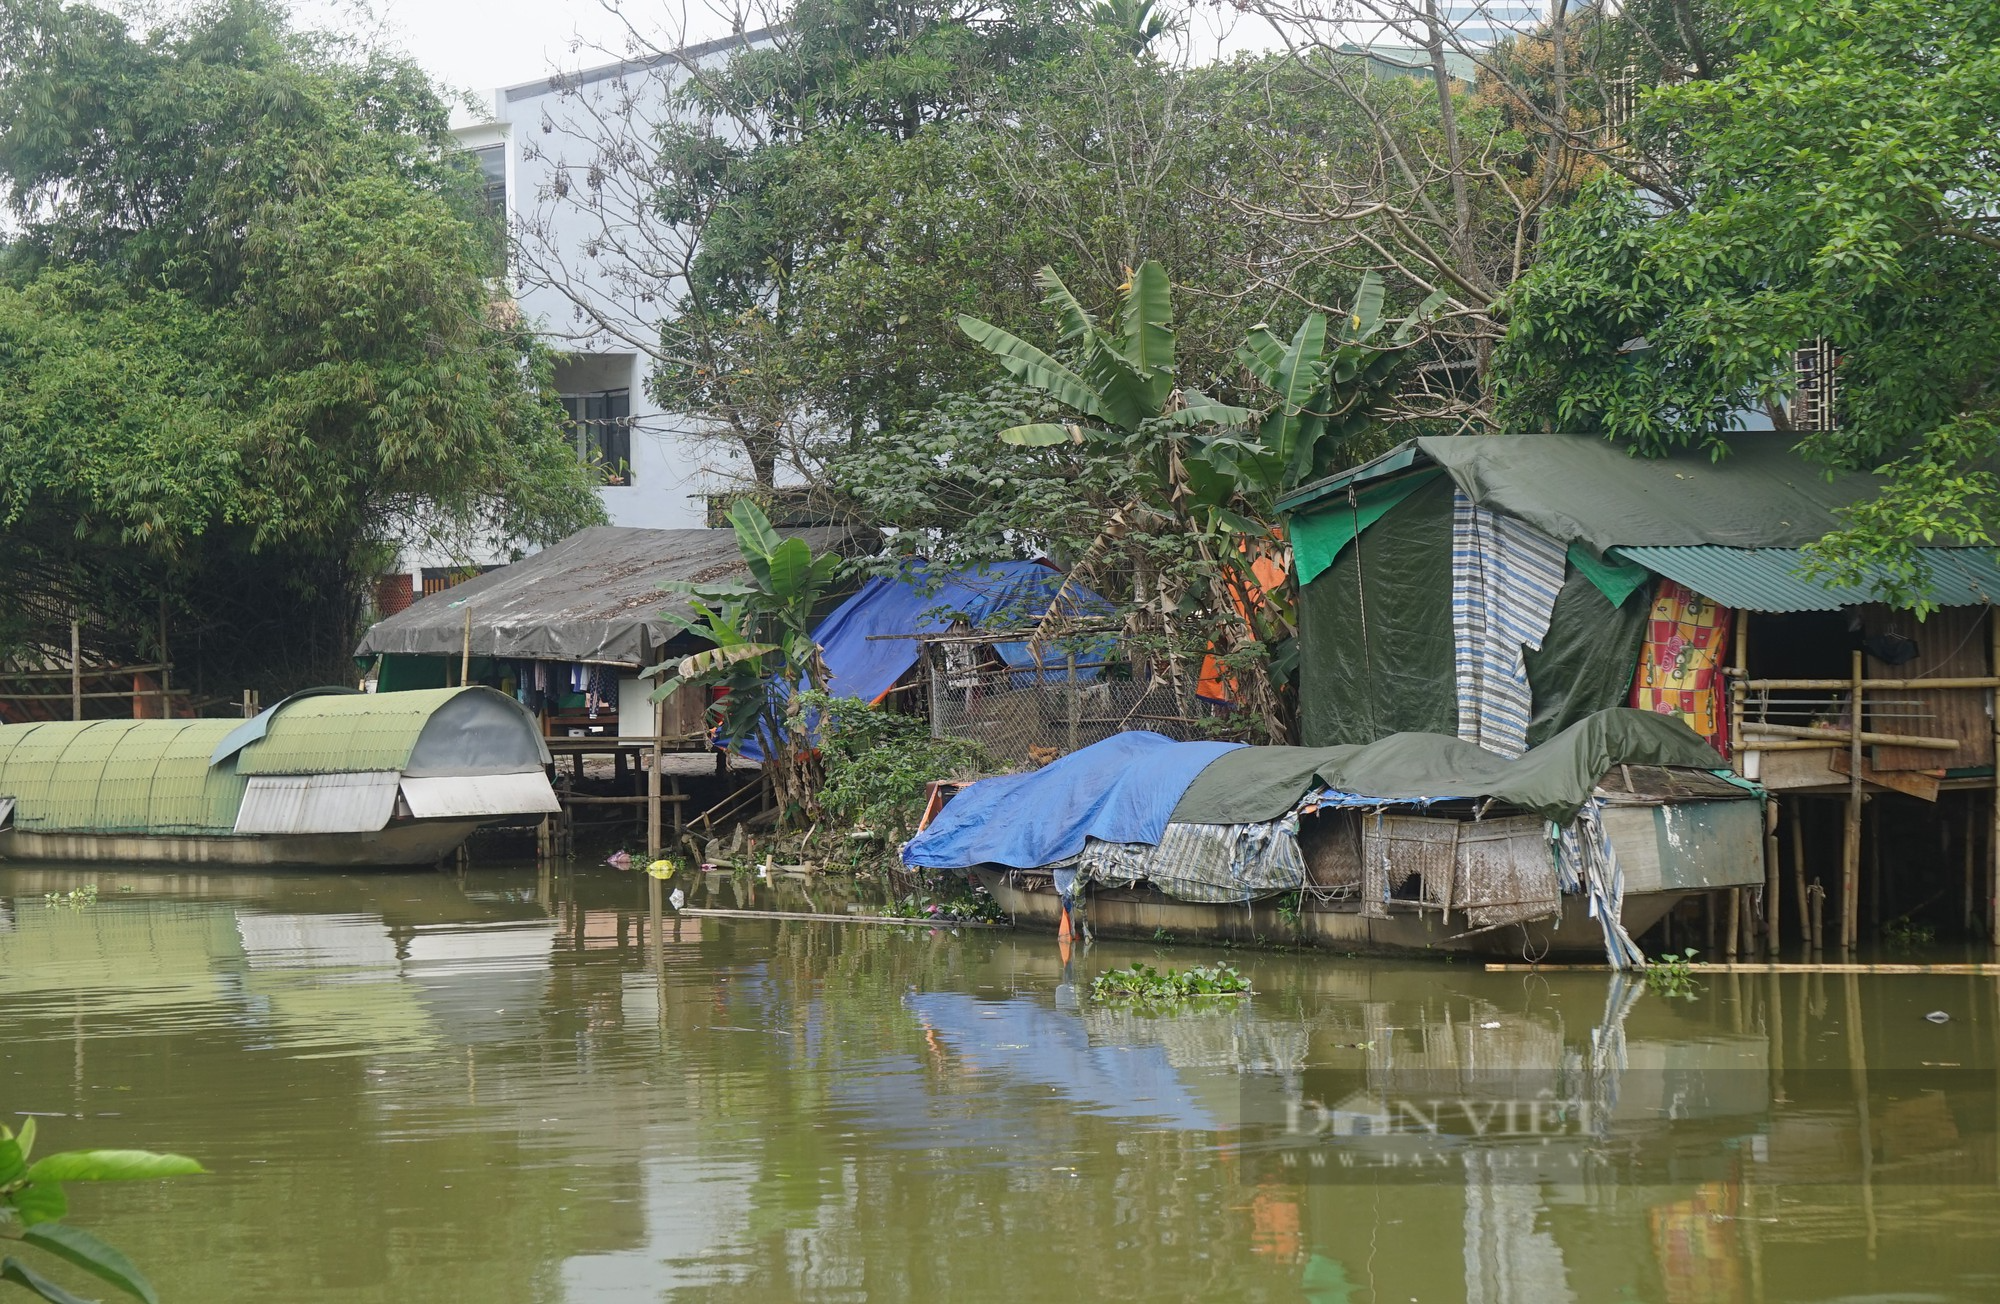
355 525 871 667
1280 434 1886 552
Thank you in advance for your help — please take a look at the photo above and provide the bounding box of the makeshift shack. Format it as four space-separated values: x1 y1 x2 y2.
1279 435 2000 953
355 524 871 846
800 561 1122 763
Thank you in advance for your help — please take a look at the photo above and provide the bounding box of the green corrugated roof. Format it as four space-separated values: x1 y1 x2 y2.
1612 546 2000 613
234 687 467 775
0 720 247 835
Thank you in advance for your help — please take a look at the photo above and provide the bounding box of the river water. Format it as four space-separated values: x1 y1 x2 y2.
5 860 2000 1302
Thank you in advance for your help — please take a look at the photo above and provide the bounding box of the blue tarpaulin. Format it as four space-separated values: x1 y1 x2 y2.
737 560 1116 761
902 732 1244 870
816 560 1115 704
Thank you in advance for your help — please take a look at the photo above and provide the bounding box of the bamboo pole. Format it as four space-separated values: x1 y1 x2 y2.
1743 675 2000 690
1990 608 2000 943
1486 961 2000 974
1742 721 1958 749
678 906 1011 929
1843 649 1864 950
1766 798 1781 954
460 606 472 685
647 694 664 858
1731 609 1748 775
1725 887 1741 959
158 597 170 720
69 619 81 721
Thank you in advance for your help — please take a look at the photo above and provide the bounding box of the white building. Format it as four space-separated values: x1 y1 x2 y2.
385 30 779 608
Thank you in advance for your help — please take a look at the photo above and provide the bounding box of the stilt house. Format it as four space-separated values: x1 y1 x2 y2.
1280 435 2000 951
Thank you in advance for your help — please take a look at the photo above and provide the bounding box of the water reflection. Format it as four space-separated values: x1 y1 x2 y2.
4 861 2000 1302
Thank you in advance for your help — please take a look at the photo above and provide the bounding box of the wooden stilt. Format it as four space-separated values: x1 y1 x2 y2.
1766 798 1782 954
1868 806 1883 937
1843 649 1864 950
158 597 171 719
1793 803 1812 950
1991 609 2000 944
647 698 664 858
1961 796 1975 935
1725 888 1741 959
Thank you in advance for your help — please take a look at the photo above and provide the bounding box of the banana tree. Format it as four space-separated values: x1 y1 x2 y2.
640 498 841 815
957 262 1443 739
1228 273 1449 494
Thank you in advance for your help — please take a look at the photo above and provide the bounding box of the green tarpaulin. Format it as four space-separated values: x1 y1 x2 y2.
1523 564 1651 748
1170 708 1730 826
1566 541 1651 608
1289 470 1442 585
1298 475 1457 746
1283 434 1886 551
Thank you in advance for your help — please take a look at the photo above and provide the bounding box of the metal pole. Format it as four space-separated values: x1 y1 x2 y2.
69 619 81 722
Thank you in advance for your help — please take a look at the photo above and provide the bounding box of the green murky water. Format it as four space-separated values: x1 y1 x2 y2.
6 861 2000 1302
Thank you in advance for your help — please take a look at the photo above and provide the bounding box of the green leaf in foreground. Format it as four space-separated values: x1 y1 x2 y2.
20 1224 159 1304
1 1255 98 1304
11 1181 66 1227
23 1152 206 1185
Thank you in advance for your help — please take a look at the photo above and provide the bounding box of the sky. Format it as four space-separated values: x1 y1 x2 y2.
265 1 1287 119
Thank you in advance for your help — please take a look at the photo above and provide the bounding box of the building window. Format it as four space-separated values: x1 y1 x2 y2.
1792 339 1840 432
469 144 507 216
560 389 633 485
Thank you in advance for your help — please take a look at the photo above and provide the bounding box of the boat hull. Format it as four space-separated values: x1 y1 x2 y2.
0 820 487 867
970 867 1687 960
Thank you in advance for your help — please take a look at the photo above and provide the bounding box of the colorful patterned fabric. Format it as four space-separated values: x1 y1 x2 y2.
1630 579 1734 754
1451 492 1568 758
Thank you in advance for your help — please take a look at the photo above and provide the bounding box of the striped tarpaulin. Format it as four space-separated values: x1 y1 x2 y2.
1451 491 1567 758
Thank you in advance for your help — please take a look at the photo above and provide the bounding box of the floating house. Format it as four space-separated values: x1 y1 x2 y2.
0 687 557 865
905 709 1753 964
1278 434 2000 951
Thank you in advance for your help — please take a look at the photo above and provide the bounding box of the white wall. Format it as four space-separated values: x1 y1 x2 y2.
473 30 780 534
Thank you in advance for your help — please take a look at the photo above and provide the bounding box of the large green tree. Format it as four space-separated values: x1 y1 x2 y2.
0 0 601 698
1492 0 2000 599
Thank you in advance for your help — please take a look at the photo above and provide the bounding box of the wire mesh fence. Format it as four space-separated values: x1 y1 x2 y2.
919 638 1248 764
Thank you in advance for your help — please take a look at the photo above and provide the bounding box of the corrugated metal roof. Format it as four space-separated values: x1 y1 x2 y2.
234 688 465 775
233 686 549 776
0 720 246 835
234 773 402 835
1612 546 2000 613
353 524 874 666
0 688 548 835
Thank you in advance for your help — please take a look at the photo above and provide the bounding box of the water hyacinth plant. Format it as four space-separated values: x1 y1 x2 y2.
1090 962 1251 1002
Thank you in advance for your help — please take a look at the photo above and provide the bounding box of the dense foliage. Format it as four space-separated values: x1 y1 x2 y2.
0 0 601 697
1493 0 2000 600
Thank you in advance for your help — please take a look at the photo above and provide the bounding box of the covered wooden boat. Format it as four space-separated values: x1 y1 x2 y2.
910 711 1766 964
0 688 558 866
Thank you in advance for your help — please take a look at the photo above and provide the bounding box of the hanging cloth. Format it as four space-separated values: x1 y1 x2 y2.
1629 579 1734 754
1451 491 1567 758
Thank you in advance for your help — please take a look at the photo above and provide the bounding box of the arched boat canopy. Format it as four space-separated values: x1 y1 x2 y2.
0 687 555 839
